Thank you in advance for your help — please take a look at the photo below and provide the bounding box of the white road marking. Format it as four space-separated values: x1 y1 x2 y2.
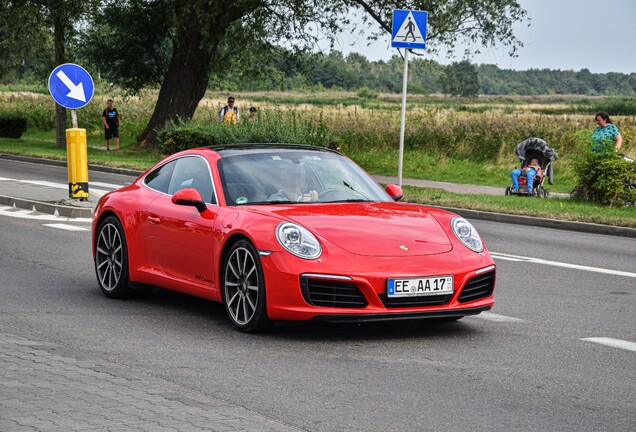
0 178 119 196
580 337 636 352
15 179 67 189
475 312 525 322
490 252 636 279
0 205 92 222
43 223 90 231
91 181 125 189
18 179 112 196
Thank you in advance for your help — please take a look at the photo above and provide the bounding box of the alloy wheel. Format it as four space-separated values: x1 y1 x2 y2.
96 222 123 292
224 246 259 326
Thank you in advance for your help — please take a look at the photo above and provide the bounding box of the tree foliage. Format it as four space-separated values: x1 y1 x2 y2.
0 2 52 81
438 60 480 97
4 0 531 146
76 0 530 146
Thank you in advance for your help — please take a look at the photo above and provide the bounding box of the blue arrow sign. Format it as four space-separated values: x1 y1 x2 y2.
391 9 428 49
48 63 94 109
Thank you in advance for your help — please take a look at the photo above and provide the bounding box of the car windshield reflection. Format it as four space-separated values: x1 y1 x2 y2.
218 149 390 206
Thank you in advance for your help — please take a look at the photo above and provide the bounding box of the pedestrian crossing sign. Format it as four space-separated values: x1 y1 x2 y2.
391 9 428 49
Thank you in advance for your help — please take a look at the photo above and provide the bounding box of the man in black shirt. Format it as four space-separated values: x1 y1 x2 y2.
102 99 120 150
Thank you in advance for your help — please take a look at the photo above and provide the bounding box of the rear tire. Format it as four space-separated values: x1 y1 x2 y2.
94 216 132 298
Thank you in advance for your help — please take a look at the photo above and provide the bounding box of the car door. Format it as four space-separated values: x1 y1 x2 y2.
145 155 219 288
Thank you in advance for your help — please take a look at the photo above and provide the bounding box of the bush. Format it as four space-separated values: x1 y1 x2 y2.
0 115 27 138
356 87 378 99
157 108 335 154
573 138 636 206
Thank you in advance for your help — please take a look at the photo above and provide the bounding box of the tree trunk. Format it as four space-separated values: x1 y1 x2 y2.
53 4 66 149
139 43 213 147
139 12 226 148
138 0 254 148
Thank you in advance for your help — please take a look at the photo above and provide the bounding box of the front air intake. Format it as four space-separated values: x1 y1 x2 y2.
300 277 368 308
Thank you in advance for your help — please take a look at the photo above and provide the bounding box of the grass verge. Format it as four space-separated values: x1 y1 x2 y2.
0 130 163 170
1 131 634 229
403 186 636 228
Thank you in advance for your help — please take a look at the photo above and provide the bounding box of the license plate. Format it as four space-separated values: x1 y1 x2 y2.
387 276 453 297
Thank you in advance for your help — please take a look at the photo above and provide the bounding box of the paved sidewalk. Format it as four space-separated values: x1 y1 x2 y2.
374 175 570 198
0 328 299 432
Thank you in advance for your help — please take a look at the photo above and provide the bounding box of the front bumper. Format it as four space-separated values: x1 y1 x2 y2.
260 247 496 322
308 305 491 323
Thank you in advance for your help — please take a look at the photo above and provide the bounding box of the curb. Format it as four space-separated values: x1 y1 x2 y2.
0 195 93 219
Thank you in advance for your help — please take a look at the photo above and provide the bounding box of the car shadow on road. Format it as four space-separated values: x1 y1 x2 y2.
268 319 485 342
93 286 487 341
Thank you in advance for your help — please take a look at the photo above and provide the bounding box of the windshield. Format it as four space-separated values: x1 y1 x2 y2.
217 149 391 206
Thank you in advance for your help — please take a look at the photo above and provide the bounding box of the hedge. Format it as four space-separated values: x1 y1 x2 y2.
0 116 27 139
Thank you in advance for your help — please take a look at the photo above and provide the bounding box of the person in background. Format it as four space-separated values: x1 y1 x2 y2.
591 111 622 152
102 99 120 151
218 96 239 124
248 106 257 122
511 157 543 196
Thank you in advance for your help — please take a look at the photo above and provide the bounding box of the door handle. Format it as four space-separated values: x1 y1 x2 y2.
148 216 161 224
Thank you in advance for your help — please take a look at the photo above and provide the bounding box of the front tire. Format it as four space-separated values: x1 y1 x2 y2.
95 215 131 298
222 239 270 332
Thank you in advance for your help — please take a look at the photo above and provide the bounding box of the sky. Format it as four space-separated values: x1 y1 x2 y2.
333 0 636 74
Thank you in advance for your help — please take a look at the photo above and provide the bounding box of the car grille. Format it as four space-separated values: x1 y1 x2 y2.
300 277 368 308
458 271 495 303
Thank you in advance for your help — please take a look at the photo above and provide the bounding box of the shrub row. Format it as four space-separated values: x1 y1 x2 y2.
0 115 27 138
158 108 334 154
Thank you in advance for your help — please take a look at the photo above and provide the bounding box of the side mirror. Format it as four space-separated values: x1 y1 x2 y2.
385 184 403 201
172 188 207 212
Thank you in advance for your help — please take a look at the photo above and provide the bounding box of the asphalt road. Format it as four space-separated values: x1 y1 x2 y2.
0 166 634 432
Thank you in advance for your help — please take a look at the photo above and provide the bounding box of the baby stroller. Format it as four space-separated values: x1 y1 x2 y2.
505 138 558 198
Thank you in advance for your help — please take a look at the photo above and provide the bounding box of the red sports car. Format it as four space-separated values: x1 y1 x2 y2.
92 144 495 332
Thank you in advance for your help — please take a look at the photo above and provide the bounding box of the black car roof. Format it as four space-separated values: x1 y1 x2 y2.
203 143 335 157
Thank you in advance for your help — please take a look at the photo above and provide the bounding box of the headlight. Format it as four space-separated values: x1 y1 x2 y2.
451 217 483 253
276 222 322 259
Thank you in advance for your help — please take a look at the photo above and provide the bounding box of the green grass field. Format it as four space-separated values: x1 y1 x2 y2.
1 130 634 228
1 90 634 227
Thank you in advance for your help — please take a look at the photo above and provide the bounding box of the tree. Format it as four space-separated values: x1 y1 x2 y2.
439 60 480 97
1 1 93 148
0 2 51 81
81 0 529 147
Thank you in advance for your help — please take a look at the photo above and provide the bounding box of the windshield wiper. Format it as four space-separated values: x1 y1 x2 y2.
239 200 316 205
323 198 372 203
239 200 294 205
343 181 372 200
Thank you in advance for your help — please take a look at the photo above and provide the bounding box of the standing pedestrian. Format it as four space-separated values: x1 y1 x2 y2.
591 111 622 152
102 99 120 151
248 106 257 122
218 96 240 124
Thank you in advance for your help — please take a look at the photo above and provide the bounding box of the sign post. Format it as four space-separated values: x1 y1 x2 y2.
48 63 95 201
391 10 428 187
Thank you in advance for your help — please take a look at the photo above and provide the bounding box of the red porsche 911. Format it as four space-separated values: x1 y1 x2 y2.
92 144 495 332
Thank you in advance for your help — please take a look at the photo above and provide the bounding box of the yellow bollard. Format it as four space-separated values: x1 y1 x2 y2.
66 128 89 200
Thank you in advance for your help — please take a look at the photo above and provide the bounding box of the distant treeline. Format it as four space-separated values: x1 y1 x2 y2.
212 50 636 96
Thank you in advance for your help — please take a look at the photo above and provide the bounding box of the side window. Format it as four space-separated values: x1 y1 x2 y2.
144 160 176 194
167 156 216 204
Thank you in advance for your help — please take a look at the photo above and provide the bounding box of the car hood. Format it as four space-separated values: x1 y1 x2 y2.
263 202 453 257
